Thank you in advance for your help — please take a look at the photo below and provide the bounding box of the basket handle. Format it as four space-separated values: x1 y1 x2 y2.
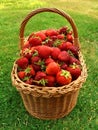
20 8 80 50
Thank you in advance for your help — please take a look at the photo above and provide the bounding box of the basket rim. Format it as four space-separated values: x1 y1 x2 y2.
11 51 87 98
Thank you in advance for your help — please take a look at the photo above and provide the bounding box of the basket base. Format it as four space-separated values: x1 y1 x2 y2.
20 89 79 120
26 103 76 120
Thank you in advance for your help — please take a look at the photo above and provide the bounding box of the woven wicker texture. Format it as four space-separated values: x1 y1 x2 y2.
11 8 87 119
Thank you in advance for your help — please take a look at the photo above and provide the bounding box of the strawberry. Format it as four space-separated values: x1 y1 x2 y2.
50 35 57 41
58 51 70 62
23 41 30 49
56 70 72 86
57 34 65 40
69 56 80 65
66 34 73 43
29 36 42 47
35 31 46 41
46 62 60 75
21 48 32 60
51 47 61 60
18 71 26 79
28 32 35 41
64 42 73 50
67 45 79 56
59 26 68 34
45 75 55 87
66 63 81 80
35 71 46 80
45 57 54 66
37 45 52 59
31 56 41 71
58 41 66 50
16 57 29 69
43 38 54 47
25 78 33 85
61 63 68 70
59 41 72 51
25 65 35 76
45 29 58 37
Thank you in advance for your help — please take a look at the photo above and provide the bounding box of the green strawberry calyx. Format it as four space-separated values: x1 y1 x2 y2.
25 67 31 74
53 39 62 47
32 50 39 57
35 59 46 71
60 69 71 78
23 48 31 54
69 63 81 69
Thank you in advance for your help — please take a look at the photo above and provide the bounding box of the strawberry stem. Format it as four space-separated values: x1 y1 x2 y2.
33 78 48 86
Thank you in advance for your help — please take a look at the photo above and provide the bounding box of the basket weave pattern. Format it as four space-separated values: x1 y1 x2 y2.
11 8 87 120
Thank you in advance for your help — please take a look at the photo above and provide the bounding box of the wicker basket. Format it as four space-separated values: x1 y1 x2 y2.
11 8 87 120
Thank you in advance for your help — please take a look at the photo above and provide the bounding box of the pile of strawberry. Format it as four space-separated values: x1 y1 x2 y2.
16 26 81 87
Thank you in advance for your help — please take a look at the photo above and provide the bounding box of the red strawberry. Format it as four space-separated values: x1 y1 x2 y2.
67 63 81 80
45 57 54 66
29 36 42 47
64 42 73 50
58 51 70 62
25 78 33 85
25 65 35 76
16 57 29 69
67 45 79 56
69 56 80 65
31 56 41 71
21 48 32 60
56 70 72 86
61 63 68 70
59 41 72 50
58 41 66 50
45 29 58 37
18 71 26 79
35 31 46 41
51 47 61 60
59 26 68 34
57 34 65 40
37 45 52 59
35 71 46 80
46 62 60 75
28 32 35 41
45 75 55 87
50 35 57 41
23 41 30 49
66 34 73 43
44 39 54 47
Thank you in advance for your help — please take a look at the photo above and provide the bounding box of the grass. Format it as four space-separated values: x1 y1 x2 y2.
0 0 98 130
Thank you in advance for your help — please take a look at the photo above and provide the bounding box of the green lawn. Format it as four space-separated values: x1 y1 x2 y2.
0 0 98 130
